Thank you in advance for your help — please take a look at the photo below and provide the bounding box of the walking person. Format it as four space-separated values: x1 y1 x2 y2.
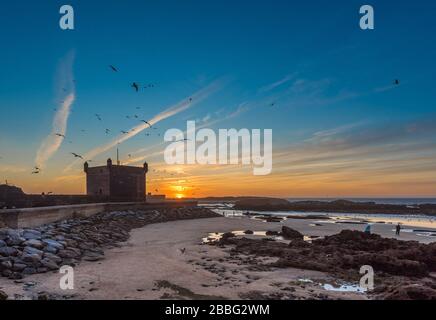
396 223 401 236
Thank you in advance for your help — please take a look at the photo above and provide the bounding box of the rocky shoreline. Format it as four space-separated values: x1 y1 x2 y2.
234 198 436 216
0 207 219 287
213 227 436 300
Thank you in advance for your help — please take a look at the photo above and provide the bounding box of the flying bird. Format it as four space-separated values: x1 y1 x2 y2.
131 82 140 92
70 152 84 159
141 120 152 127
394 79 400 85
105 129 111 134
55 133 66 138
109 65 118 72
95 114 102 121
31 170 40 174
121 130 129 134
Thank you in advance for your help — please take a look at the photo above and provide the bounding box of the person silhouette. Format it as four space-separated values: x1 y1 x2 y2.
396 223 401 236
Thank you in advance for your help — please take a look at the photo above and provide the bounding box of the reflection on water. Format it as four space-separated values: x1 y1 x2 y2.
323 283 367 293
202 230 284 244
205 205 436 231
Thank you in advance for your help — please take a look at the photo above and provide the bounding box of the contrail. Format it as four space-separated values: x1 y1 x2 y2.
35 51 76 169
64 79 224 172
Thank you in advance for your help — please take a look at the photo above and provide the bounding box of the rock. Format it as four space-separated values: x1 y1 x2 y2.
382 284 436 300
5 235 25 246
21 253 42 264
23 246 43 257
0 260 12 270
0 240 6 247
244 230 254 235
22 230 42 240
281 226 304 240
0 290 8 300
43 253 62 263
22 267 37 275
40 258 59 270
2 269 12 277
58 249 80 259
266 230 280 236
0 246 19 257
42 239 64 250
24 239 44 249
43 245 59 254
12 263 27 272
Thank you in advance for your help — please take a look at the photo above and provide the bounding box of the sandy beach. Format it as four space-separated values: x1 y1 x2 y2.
1 213 434 300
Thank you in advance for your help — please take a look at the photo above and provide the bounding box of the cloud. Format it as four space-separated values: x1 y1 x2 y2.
259 73 296 93
64 79 224 172
0 164 27 174
35 51 75 169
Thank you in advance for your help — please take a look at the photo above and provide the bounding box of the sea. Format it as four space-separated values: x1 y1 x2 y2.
286 198 436 205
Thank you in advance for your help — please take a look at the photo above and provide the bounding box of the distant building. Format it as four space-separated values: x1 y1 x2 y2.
84 159 148 201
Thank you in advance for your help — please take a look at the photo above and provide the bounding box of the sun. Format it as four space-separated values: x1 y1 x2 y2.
175 194 184 199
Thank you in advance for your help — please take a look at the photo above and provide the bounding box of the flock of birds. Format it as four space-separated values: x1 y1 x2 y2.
1 74 401 195
37 64 184 174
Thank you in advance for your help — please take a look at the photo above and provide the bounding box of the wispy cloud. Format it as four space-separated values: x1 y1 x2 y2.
64 79 224 172
0 164 27 174
35 51 76 169
259 73 296 93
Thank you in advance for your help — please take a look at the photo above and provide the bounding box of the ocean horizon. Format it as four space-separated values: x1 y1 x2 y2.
286 198 436 205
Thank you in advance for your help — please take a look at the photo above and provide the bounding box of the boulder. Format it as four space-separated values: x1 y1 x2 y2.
21 253 42 264
0 240 6 247
40 258 59 270
24 239 44 249
42 239 64 250
281 226 304 240
22 230 42 240
0 246 19 257
0 290 8 300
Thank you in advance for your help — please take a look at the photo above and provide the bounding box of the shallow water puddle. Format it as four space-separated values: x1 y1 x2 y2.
322 283 367 293
202 230 284 244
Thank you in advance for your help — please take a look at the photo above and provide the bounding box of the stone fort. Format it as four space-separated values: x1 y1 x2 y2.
84 158 148 201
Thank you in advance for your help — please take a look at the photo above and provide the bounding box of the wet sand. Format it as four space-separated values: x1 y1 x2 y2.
0 215 434 300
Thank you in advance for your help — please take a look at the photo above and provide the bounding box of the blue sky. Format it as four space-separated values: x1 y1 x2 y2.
0 0 435 197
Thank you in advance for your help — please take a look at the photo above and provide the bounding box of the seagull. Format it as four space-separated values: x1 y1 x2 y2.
126 115 131 119
128 154 132 158
105 128 111 134
270 102 276 107
71 152 84 159
109 65 118 72
55 133 66 138
141 120 152 127
95 114 102 121
131 82 140 92
134 115 139 119
394 79 400 85
175 138 191 142
31 170 40 174
121 130 129 134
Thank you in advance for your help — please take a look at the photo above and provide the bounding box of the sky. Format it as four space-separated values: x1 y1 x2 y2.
0 0 436 198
